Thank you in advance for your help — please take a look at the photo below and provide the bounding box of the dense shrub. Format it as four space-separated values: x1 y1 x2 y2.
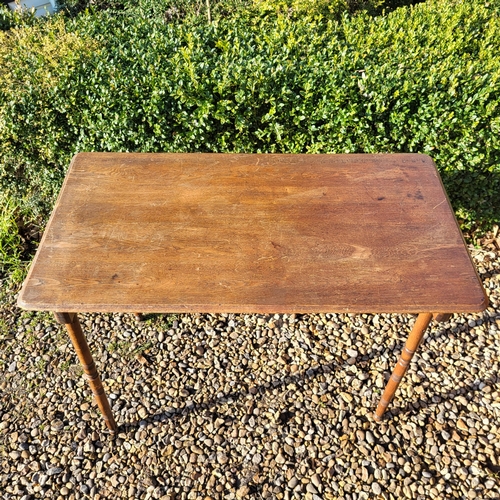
0 16 98 225
57 0 250 23
0 0 499 281
0 4 36 31
252 0 385 19
0 195 22 282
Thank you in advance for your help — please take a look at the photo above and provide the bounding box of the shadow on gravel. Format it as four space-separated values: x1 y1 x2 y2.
389 372 498 419
121 360 350 430
120 318 499 442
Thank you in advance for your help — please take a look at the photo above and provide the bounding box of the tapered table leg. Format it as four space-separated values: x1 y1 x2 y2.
374 312 433 422
54 312 117 432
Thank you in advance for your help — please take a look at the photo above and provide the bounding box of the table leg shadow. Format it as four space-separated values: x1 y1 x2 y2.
55 311 458 433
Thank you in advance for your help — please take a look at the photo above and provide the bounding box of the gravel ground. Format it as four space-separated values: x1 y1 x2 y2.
0 236 499 500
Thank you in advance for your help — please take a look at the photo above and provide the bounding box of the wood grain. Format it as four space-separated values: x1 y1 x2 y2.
18 153 487 314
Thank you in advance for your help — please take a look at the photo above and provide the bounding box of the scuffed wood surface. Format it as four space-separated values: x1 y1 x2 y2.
18 153 487 313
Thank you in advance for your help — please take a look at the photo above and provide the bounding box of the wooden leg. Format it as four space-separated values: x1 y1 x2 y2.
374 312 433 422
54 312 117 433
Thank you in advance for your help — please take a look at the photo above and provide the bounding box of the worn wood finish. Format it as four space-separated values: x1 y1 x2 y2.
54 313 117 432
18 153 486 314
433 313 452 323
374 312 433 421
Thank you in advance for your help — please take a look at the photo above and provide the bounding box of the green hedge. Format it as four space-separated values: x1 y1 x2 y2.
0 5 36 31
1 0 499 280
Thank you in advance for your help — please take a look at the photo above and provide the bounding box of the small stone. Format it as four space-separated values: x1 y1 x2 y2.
60 486 69 495
365 431 375 444
47 467 63 476
236 485 250 498
288 477 299 489
136 353 148 364
362 467 369 482
276 453 286 464
311 474 321 488
306 483 318 494
51 420 64 432
457 419 468 431
346 349 358 358
196 345 205 356
441 430 451 441
137 407 148 419
485 480 496 489
8 361 16 372
340 392 353 403
252 453 262 465
372 482 382 495
76 428 86 440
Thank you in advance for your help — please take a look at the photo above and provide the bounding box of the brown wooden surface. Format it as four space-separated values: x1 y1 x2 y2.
18 153 487 314
433 313 452 323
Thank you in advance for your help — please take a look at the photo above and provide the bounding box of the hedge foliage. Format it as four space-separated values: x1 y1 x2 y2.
0 5 36 31
53 0 412 23
0 0 499 279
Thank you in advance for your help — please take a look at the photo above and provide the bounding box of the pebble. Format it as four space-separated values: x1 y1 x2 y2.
236 485 250 498
340 392 353 403
365 431 375 444
47 467 63 476
1 241 499 499
441 430 451 441
306 483 318 494
51 420 64 432
311 474 321 488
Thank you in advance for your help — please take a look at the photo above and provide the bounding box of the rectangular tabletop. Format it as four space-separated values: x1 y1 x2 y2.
18 153 487 314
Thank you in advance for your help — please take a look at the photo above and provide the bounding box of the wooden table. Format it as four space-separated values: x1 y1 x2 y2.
18 153 487 432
